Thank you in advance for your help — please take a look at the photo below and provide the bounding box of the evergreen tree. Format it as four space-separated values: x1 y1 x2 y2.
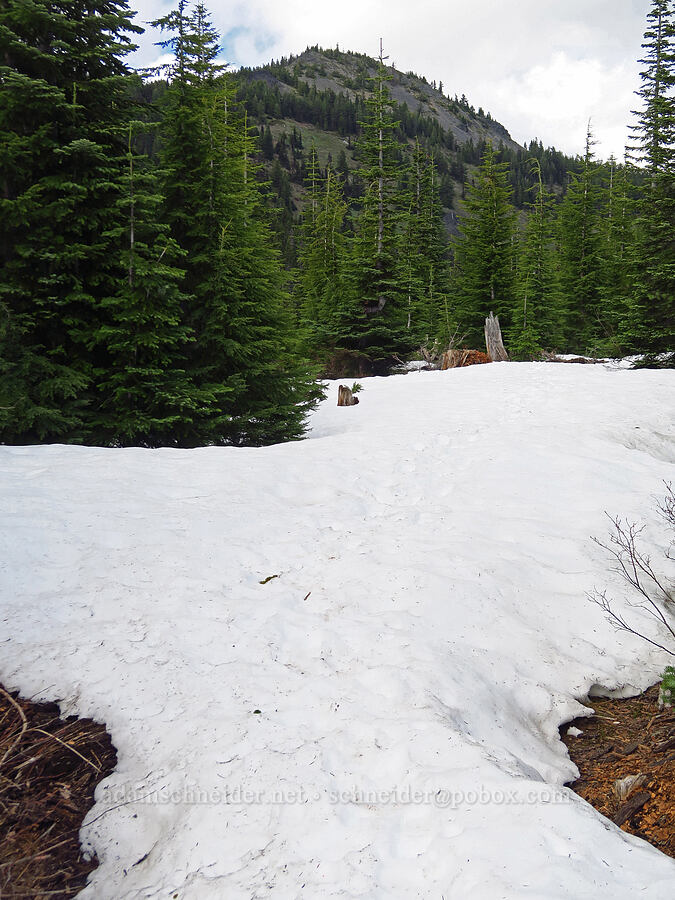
598 156 635 353
557 124 605 352
342 40 410 369
261 124 274 160
298 144 324 327
93 123 199 445
510 159 559 358
400 141 452 347
0 0 141 442
452 144 517 347
154 1 318 444
298 147 347 350
627 0 675 357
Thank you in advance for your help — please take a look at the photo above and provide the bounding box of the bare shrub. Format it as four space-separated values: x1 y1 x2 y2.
589 484 675 660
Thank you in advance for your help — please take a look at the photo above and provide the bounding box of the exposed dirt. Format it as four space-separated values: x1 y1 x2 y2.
0 685 117 897
562 682 675 859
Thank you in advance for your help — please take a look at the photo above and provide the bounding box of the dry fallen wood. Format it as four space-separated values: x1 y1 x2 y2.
542 352 607 364
563 682 675 858
613 789 651 826
441 349 490 369
621 740 640 756
612 773 646 802
0 685 28 767
0 686 117 897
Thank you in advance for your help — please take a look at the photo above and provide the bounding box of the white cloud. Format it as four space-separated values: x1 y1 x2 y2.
142 51 176 78
491 51 641 159
127 0 652 158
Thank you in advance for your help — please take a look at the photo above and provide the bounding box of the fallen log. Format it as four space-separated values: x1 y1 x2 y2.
613 790 651 826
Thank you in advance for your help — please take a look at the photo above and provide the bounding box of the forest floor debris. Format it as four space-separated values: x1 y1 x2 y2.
0 686 116 898
562 683 675 859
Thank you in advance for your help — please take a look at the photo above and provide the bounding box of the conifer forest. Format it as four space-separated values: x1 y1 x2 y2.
1 0 673 448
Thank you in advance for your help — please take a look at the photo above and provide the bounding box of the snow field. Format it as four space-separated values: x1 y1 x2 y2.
1 361 674 898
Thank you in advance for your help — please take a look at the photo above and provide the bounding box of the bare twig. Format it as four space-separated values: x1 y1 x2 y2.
588 589 675 656
0 686 28 767
589 485 675 659
0 838 75 869
26 728 101 773
658 482 675 560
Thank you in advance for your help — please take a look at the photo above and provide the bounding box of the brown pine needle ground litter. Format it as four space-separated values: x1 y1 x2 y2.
562 682 675 859
0 685 117 897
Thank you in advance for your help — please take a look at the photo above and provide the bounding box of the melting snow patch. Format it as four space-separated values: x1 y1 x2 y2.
0 362 674 898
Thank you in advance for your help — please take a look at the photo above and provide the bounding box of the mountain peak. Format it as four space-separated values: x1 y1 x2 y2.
249 44 520 153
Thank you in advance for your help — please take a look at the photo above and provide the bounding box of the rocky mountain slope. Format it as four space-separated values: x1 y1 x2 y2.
254 46 521 153
235 46 577 257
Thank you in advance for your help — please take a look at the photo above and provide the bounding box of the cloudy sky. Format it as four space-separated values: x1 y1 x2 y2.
128 0 651 160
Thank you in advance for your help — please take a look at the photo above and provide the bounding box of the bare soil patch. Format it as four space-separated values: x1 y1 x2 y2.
562 683 675 858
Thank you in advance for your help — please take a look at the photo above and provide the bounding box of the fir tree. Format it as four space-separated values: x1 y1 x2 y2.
598 156 635 353
557 124 605 352
93 122 199 445
297 143 323 328
261 124 274 160
400 141 452 347
510 159 559 358
0 0 141 442
343 40 410 369
154 1 319 444
452 143 517 347
627 0 675 357
298 147 347 350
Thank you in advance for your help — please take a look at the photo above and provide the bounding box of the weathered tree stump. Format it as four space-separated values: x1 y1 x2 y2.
337 385 359 406
484 312 509 362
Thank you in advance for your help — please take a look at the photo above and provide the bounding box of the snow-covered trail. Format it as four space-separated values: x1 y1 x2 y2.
1 362 674 898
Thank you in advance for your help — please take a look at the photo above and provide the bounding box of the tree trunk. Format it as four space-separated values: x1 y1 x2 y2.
484 312 509 361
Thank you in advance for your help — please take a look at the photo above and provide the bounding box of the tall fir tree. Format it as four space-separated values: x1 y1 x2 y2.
154 1 318 444
400 141 452 348
298 144 324 328
556 123 606 352
452 143 517 347
298 147 348 352
0 0 141 442
342 40 410 370
627 0 675 357
92 122 200 445
598 155 635 353
229 111 323 444
510 158 559 358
